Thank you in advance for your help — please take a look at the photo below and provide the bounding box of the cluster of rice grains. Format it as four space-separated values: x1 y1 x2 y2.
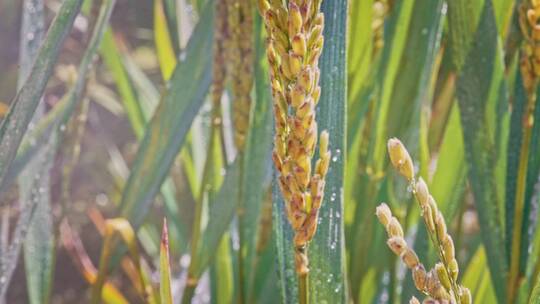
258 0 331 277
376 138 471 304
519 0 540 93
226 0 254 151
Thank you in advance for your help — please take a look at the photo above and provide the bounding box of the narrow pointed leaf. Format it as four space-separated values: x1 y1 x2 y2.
119 3 214 227
16 1 55 303
448 0 508 300
0 0 83 187
160 219 173 304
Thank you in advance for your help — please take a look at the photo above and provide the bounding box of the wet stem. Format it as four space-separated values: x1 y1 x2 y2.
237 154 246 304
298 260 308 304
182 110 223 304
508 92 536 303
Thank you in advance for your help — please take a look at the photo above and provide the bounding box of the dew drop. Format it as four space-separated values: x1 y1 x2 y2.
330 192 336 202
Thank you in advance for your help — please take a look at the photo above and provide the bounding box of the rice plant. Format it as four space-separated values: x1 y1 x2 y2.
0 0 539 303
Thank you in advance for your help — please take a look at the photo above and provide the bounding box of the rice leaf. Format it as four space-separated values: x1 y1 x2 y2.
189 158 240 278
91 218 158 304
0 0 83 188
154 0 178 81
448 0 508 300
240 15 273 297
15 1 54 303
160 219 173 304
462 247 497 303
119 2 214 228
100 30 146 136
100 26 188 254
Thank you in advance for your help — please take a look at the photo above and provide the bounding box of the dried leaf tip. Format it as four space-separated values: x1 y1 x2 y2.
387 137 414 180
161 218 169 248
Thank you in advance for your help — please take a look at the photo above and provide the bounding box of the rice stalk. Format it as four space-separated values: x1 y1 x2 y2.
222 1 256 301
258 0 331 302
508 2 540 301
181 1 230 302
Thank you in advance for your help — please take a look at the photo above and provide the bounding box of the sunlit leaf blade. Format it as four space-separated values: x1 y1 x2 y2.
119 4 214 228
0 0 83 187
100 25 187 254
430 104 467 219
347 1 416 294
462 246 497 303
448 0 508 300
154 0 178 81
531 268 540 304
210 234 234 304
100 29 146 136
160 219 173 304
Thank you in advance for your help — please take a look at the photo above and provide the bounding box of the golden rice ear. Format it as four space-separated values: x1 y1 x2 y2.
259 0 329 281
383 137 470 303
226 0 254 152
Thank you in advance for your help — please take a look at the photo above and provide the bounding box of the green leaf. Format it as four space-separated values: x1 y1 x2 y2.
505 62 540 301
240 15 274 297
100 26 187 255
347 2 417 291
430 103 467 219
160 219 173 304
15 1 55 303
0 142 56 298
273 0 348 302
100 29 146 136
0 0 82 296
449 0 508 300
462 246 497 303
210 234 234 304
347 0 445 299
154 0 178 81
530 279 540 304
119 3 214 228
0 0 84 188
191 159 240 277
